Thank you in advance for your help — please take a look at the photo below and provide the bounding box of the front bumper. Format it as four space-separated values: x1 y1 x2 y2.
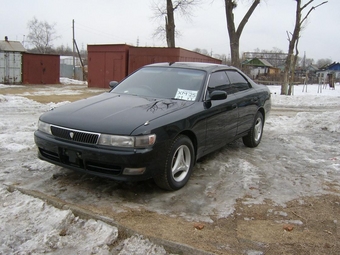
34 130 168 181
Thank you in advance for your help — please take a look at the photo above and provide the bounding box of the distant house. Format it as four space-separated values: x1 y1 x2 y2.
295 64 318 76
307 64 319 73
298 64 319 83
241 58 280 79
0 36 26 84
0 37 26 52
316 62 340 83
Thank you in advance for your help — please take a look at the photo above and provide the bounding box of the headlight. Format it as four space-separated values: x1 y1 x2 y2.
98 134 156 148
38 120 52 135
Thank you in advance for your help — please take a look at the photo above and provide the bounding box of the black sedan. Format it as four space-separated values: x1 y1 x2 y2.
34 62 271 190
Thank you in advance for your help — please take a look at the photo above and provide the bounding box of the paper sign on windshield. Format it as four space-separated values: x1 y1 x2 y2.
174 89 198 101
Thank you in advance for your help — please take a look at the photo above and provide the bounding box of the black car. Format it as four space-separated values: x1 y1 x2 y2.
34 62 271 190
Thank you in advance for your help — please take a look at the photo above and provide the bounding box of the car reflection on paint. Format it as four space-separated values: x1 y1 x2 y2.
34 62 271 190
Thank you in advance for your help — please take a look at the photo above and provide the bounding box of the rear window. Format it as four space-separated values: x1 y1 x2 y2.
226 71 250 92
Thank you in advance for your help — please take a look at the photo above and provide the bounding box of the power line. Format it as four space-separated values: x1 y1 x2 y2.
74 22 134 43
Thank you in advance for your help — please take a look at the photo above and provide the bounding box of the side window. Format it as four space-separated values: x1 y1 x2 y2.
207 71 234 95
226 71 250 92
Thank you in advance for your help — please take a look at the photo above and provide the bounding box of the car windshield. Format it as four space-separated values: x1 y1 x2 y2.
111 67 206 101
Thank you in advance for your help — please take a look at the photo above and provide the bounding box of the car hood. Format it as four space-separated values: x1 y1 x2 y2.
40 93 194 135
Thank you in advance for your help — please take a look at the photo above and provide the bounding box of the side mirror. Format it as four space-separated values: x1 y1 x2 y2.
109 81 119 89
210 90 227 100
204 90 227 109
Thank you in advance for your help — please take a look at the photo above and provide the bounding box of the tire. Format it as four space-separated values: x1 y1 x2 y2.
242 111 264 148
154 135 194 191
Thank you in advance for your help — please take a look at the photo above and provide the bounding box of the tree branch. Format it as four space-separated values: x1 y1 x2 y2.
300 1 327 25
236 0 260 37
301 0 314 11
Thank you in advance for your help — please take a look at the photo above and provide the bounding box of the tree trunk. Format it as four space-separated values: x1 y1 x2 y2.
166 0 176 47
224 0 260 68
230 38 240 68
281 0 327 95
281 1 301 95
288 37 300 95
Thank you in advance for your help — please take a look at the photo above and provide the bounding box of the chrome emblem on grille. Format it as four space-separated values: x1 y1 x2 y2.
69 132 74 139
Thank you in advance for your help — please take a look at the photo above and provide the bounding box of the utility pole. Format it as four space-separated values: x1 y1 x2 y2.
72 19 75 79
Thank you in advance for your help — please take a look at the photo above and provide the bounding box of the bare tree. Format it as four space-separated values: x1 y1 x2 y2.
281 0 327 95
316 58 332 68
213 53 229 64
54 44 73 56
27 17 60 54
224 0 260 68
300 57 315 67
152 0 200 47
192 48 210 56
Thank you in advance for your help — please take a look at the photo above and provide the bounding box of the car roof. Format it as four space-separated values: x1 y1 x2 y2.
145 62 238 73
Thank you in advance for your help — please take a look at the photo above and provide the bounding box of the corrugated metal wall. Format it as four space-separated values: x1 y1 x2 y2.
177 48 222 63
128 47 222 74
0 52 22 84
87 44 222 88
87 44 129 88
22 53 60 84
60 64 83 80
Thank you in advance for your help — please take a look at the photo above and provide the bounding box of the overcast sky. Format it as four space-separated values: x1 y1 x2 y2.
2 0 339 62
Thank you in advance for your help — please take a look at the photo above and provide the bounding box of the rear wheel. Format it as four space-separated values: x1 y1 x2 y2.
154 135 194 191
242 111 264 148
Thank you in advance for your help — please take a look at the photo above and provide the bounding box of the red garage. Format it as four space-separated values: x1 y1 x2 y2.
87 44 222 88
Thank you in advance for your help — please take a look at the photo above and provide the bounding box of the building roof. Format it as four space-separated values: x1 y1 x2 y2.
322 62 340 71
242 58 273 67
0 37 26 52
316 62 340 74
306 64 319 72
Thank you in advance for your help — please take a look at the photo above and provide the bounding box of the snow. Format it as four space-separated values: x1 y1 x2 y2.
269 83 340 107
60 77 87 85
0 80 340 254
0 79 171 254
0 188 118 254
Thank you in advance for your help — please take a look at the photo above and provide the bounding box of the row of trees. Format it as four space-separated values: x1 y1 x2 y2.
26 1 328 95
152 0 327 95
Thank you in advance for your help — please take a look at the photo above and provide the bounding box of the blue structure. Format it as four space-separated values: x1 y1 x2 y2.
316 62 340 83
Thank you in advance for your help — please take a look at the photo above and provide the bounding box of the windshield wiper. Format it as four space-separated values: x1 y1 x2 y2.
169 97 186 101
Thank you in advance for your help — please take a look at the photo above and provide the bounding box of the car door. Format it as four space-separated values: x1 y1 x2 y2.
225 70 258 135
202 71 239 155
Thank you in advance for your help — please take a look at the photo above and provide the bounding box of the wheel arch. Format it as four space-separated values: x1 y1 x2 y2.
178 130 197 161
258 107 265 122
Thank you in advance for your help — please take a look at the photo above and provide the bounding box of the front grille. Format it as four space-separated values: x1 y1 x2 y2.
51 125 100 144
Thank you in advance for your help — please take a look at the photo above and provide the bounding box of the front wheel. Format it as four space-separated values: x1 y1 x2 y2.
154 135 194 191
242 111 264 148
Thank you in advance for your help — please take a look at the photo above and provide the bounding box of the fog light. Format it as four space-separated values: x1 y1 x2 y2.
123 167 146 175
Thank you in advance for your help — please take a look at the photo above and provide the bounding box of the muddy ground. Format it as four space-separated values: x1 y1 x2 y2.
1 84 339 255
